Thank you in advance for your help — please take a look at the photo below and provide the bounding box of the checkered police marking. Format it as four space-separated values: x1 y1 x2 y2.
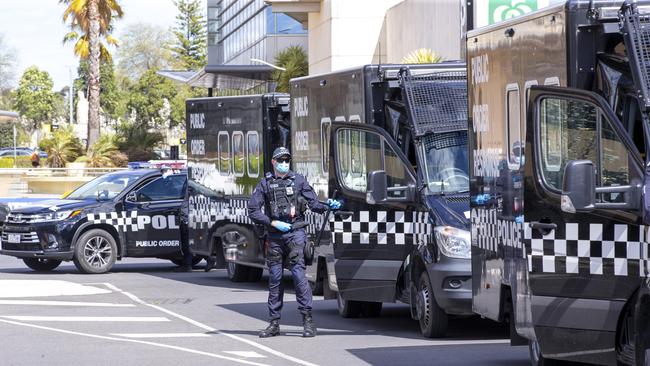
87 211 139 231
188 196 254 229
332 210 432 246
525 222 650 277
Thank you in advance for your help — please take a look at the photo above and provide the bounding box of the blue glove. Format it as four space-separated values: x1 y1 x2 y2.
327 198 342 210
271 220 292 232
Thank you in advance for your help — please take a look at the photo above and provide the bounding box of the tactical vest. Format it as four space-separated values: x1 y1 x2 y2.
264 172 301 223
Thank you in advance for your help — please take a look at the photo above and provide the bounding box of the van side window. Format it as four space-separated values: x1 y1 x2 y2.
218 132 231 175
506 84 522 168
232 131 244 177
384 143 411 198
539 98 598 190
247 132 260 178
321 118 331 174
136 175 186 202
600 118 630 202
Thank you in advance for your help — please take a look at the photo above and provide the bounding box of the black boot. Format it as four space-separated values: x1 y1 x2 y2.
204 256 217 272
302 313 316 338
174 265 192 272
259 320 280 338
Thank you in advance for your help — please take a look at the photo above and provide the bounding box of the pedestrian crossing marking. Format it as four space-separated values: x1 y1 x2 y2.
0 280 110 298
112 333 210 338
1 316 170 322
0 300 134 307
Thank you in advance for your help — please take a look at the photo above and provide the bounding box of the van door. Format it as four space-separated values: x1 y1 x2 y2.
123 174 186 257
526 86 645 356
329 122 426 302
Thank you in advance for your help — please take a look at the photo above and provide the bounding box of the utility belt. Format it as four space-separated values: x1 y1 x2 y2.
259 220 314 266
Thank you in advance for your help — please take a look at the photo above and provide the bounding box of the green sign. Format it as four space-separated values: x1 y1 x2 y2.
489 0 538 25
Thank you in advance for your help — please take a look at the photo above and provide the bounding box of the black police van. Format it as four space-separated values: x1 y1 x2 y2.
290 63 472 337
469 1 650 364
0 168 194 273
186 94 296 282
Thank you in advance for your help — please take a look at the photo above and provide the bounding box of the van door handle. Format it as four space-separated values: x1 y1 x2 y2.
529 222 557 231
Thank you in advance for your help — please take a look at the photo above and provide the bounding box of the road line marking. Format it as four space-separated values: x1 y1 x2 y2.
0 280 110 298
224 351 266 358
0 300 135 307
99 283 319 366
112 333 211 338
0 318 269 366
1 316 170 322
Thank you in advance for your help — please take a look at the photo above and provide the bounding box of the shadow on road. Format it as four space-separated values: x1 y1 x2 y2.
345 344 529 366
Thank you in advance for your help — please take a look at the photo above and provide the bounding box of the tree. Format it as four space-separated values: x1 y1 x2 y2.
75 58 125 121
116 119 164 161
13 67 57 130
0 33 17 91
401 48 444 64
81 133 127 167
61 0 124 148
117 23 175 80
273 46 308 93
170 0 207 70
39 125 83 167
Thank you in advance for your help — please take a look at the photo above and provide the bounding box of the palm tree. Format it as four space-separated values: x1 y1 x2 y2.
84 133 127 167
402 48 444 64
272 46 308 93
116 120 165 161
61 0 123 149
39 125 83 168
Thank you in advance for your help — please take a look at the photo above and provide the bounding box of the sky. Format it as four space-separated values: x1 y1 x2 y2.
0 0 181 90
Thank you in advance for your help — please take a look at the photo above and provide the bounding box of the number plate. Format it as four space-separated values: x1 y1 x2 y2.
7 234 21 243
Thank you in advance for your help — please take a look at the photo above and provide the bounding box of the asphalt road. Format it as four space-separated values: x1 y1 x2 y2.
0 255 530 366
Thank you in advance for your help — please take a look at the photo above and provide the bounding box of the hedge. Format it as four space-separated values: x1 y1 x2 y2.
0 157 44 168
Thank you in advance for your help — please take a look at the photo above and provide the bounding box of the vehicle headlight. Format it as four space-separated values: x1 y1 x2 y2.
31 210 81 223
434 226 471 259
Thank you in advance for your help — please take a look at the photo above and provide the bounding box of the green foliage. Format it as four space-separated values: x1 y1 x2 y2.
75 58 125 120
117 23 175 80
0 156 40 168
401 48 444 64
85 133 128 167
170 0 207 70
115 120 164 161
272 46 308 93
13 66 57 128
39 125 83 168
126 69 176 128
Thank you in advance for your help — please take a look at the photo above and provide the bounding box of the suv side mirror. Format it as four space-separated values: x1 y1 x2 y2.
562 160 641 212
125 191 137 202
366 170 388 204
562 160 595 213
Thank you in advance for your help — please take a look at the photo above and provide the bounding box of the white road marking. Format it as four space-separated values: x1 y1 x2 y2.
224 351 266 358
1 316 170 322
112 333 210 338
0 280 110 298
0 318 270 366
0 300 135 307
99 283 319 366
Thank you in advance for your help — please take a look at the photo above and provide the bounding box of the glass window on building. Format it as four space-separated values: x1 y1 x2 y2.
265 7 306 34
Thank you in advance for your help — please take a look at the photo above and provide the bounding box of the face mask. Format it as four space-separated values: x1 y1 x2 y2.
276 162 290 174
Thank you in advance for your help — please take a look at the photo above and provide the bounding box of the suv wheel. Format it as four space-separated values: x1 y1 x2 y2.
73 229 117 274
22 258 62 272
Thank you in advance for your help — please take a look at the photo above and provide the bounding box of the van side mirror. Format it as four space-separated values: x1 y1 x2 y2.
562 160 641 213
366 170 388 204
561 160 595 213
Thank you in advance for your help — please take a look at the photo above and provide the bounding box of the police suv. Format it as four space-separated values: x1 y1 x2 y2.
470 1 650 365
0 168 194 273
291 63 472 338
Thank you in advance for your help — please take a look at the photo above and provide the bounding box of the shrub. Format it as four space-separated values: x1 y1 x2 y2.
39 125 83 168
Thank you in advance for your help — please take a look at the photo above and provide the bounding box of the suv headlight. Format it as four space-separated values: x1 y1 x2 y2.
434 226 471 259
31 210 81 223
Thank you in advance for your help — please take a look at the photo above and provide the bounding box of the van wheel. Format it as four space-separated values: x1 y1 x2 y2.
362 301 382 317
529 340 568 366
416 272 448 338
337 292 363 318
72 229 117 274
247 267 263 282
227 261 251 282
23 258 62 272
616 293 650 366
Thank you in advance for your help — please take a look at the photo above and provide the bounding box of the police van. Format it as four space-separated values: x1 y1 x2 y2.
0 168 194 273
469 1 650 364
186 94 297 282
291 63 472 337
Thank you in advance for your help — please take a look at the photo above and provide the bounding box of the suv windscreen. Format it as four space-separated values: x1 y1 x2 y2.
66 172 145 200
422 131 469 194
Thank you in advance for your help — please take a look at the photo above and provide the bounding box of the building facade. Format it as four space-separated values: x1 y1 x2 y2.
207 0 308 66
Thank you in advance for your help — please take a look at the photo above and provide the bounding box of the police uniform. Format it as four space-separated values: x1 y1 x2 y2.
248 147 330 338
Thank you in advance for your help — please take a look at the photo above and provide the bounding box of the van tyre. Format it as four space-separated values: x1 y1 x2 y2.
337 292 363 318
529 340 565 366
227 261 251 282
417 272 448 338
617 293 650 366
22 258 62 272
72 229 117 274
247 267 263 282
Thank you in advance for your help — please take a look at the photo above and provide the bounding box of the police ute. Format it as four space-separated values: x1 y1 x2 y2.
291 63 471 338
0 168 195 273
469 1 650 364
186 93 305 283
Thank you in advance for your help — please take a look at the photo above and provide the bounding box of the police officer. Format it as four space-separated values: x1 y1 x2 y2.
248 147 341 338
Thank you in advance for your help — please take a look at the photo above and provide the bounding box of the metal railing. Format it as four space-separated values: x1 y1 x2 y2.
0 167 126 177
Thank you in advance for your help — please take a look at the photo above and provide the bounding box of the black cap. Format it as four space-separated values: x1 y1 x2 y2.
272 147 291 160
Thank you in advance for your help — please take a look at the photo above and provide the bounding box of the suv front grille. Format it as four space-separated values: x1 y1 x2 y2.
6 213 40 224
